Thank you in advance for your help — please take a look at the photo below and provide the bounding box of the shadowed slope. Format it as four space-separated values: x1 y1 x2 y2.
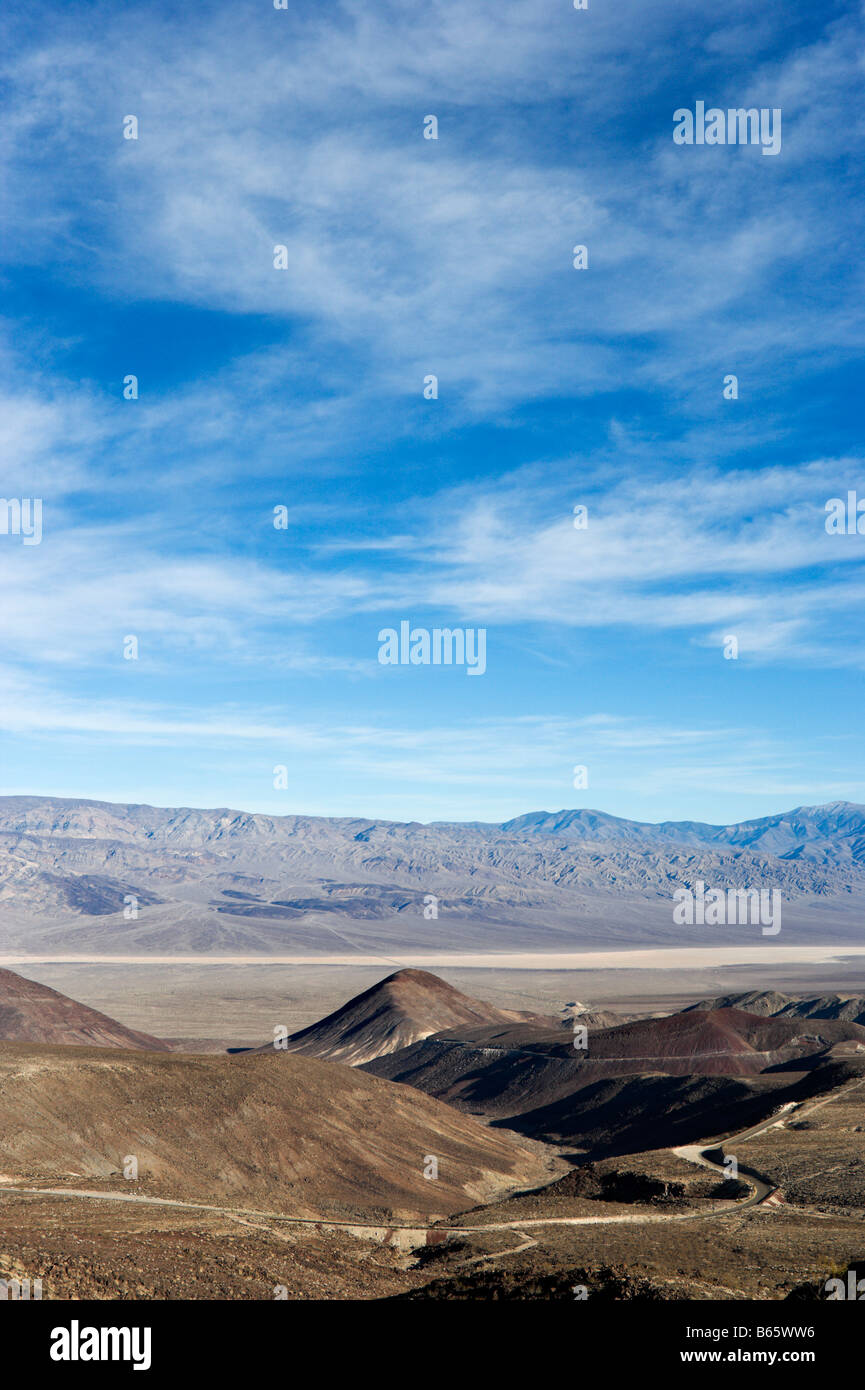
364 1007 865 1150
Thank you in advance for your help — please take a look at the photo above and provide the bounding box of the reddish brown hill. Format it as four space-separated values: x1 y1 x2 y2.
0 967 168 1050
365 1005 865 1151
0 1040 562 1218
685 989 865 1026
253 968 541 1065
587 1008 865 1073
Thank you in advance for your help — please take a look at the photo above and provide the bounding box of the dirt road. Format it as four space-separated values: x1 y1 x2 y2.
4 1084 859 1257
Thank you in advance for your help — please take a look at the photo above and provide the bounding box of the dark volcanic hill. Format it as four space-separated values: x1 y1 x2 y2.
363 1001 865 1150
0 967 168 1050
251 967 541 1065
485 1065 863 1154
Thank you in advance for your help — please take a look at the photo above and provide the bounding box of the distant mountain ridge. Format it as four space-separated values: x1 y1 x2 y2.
0 796 863 954
500 802 865 861
2 794 864 847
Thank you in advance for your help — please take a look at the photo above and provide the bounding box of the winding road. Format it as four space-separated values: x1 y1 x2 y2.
3 1080 862 1262
0 1101 797 1246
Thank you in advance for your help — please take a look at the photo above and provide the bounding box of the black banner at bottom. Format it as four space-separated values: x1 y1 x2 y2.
4 1297 860 1377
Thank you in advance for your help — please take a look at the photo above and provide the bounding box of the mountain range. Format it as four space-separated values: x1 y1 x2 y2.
1 796 863 953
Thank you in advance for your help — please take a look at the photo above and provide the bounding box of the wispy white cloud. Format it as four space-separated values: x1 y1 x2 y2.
2 668 858 822
1 1 862 820
1 0 863 416
0 451 862 669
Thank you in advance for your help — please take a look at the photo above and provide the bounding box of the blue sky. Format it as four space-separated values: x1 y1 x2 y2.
0 0 863 825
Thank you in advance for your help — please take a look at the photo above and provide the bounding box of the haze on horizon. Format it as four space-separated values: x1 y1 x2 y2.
1 790 863 835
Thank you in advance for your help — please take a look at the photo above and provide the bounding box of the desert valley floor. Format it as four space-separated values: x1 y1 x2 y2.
12 951 865 1047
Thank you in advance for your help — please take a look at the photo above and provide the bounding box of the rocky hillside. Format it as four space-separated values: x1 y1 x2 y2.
0 1041 562 1218
250 967 544 1064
